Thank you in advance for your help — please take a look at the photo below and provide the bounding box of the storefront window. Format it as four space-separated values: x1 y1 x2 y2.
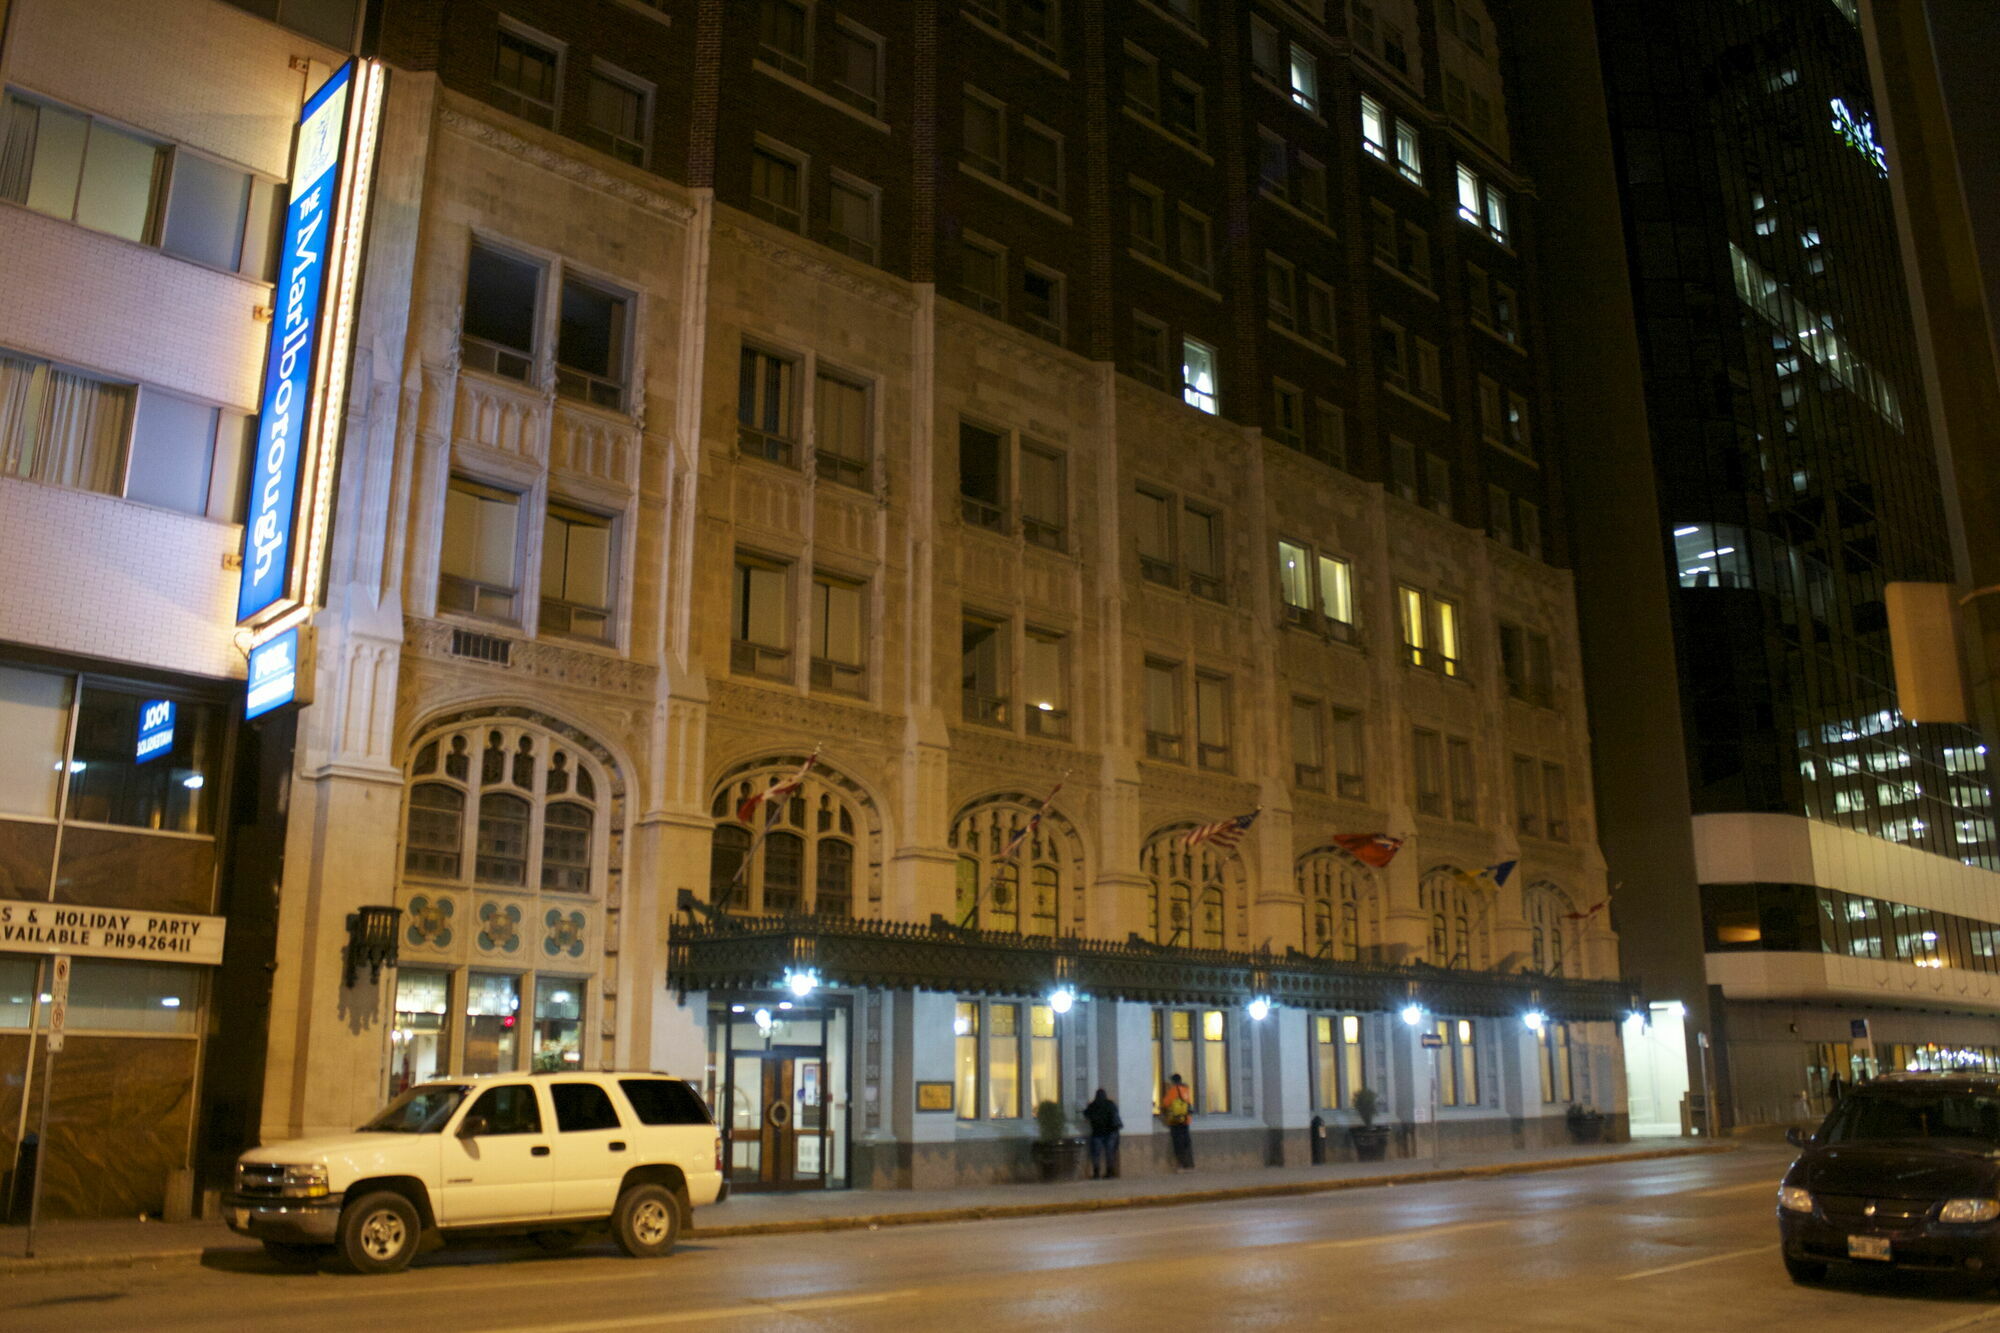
1435 1018 1481 1106
955 1001 979 1120
0 665 70 818
533 976 583 1071
464 971 521 1073
1313 1013 1366 1109
392 968 450 1091
1540 1022 1573 1104
64 687 216 833
1201 1008 1229 1113
63 960 200 1034
988 1002 1021 1118
1 957 39 1027
1029 1003 1059 1110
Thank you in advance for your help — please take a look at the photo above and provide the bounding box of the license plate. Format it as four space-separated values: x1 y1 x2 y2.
231 1208 250 1229
1848 1234 1892 1261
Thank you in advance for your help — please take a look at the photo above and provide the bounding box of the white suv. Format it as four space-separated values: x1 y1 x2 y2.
225 1071 726 1273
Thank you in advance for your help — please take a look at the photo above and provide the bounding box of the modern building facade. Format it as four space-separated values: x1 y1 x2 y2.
4 0 1639 1213
1587 0 2000 1126
0 0 359 1218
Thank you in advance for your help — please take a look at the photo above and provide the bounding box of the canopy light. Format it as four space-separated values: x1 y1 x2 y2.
784 968 819 999
1247 996 1273 1022
1048 985 1076 1015
1401 1004 1424 1027
1523 1010 1547 1034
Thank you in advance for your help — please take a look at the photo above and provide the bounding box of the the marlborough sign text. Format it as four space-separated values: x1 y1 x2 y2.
0 900 226 966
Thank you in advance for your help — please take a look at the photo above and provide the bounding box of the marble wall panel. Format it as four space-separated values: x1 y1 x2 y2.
55 828 216 914
0 820 57 897
36 1036 197 1218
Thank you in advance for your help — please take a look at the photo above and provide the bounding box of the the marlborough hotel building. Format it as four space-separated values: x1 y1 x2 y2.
3 0 1637 1210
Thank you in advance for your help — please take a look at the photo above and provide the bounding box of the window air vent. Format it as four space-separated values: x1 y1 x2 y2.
449 628 513 666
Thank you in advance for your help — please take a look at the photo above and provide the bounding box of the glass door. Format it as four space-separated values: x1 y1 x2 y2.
709 998 849 1190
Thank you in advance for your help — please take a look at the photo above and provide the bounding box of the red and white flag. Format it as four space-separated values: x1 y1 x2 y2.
1184 808 1261 851
736 751 818 824
996 779 1065 864
1330 833 1405 868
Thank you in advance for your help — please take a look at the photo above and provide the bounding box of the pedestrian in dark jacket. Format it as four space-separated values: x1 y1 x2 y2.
1083 1089 1123 1179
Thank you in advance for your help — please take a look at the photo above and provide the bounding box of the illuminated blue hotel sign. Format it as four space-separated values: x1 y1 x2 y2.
136 700 176 763
237 60 356 624
246 627 308 720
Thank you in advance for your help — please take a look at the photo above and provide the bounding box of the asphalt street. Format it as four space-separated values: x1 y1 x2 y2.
5 1146 1999 1332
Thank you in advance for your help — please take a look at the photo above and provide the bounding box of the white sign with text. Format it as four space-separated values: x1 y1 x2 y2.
0 900 225 966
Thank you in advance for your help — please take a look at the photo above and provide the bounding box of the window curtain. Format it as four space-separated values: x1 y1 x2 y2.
0 354 40 480
0 97 36 204
27 369 131 494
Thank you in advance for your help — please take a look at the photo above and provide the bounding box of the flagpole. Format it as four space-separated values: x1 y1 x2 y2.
970 774 1068 928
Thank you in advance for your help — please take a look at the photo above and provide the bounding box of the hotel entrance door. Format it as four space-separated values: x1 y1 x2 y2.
710 999 848 1190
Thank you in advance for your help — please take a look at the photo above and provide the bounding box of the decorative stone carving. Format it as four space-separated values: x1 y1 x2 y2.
716 220 917 314
438 103 695 223
402 617 661 698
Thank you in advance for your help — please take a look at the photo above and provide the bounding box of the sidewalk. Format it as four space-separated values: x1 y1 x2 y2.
0 1138 1737 1275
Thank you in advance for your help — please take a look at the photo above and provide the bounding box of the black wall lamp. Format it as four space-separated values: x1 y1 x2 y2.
344 905 403 989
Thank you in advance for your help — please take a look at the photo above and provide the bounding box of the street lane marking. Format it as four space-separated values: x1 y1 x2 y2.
1918 1308 2000 1332
1305 1219 1509 1250
475 1288 915 1333
1616 1243 1777 1280
1686 1181 1780 1199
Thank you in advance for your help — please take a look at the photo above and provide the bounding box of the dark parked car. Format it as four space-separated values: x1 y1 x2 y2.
1779 1073 2000 1285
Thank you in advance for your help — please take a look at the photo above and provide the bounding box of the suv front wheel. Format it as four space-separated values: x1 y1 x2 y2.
611 1182 681 1259
339 1190 422 1274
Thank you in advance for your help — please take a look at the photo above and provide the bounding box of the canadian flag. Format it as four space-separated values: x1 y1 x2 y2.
735 752 818 824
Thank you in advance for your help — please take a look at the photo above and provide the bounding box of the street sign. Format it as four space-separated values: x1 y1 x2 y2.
1420 1031 1444 1048
47 953 69 1054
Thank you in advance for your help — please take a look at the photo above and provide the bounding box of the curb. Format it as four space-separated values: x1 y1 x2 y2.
0 1144 1737 1274
691 1143 1737 1238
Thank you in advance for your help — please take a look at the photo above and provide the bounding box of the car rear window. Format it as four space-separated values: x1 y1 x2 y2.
620 1078 714 1125
552 1081 623 1132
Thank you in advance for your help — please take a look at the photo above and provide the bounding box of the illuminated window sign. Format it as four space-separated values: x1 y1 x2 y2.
247 627 309 720
236 58 385 627
136 699 176 763
1830 98 1888 178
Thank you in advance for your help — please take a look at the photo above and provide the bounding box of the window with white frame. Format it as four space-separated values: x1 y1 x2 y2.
1163 73 1206 147
1478 375 1504 444
738 344 799 464
1 92 283 276
829 19 884 116
1360 93 1388 159
1456 163 1510 244
1506 391 1533 457
1394 118 1423 186
1184 501 1224 601
583 64 651 166
1412 336 1442 405
493 21 562 127
1312 399 1347 470
1024 627 1070 739
1314 1014 1367 1108
1267 253 1299 330
1304 277 1339 354
1499 621 1554 706
1019 439 1067 549
1276 539 1355 639
1195 671 1231 771
1425 452 1452 519
1021 263 1065 345
749 138 805 231
1131 311 1170 389
954 1000 1061 1120
1143 657 1183 761
960 233 1007 316
1290 44 1320 114
1123 42 1160 117
1135 484 1177 585
1019 119 1063 208
1270 380 1304 447
1389 436 1418 503
757 0 812 78
1182 337 1218 414
1402 222 1433 288
1296 152 1329 220
810 571 866 695
1291 696 1325 790
440 476 524 622
731 552 792 678
1152 1008 1231 1112
962 613 1009 727
813 368 870 489
963 86 1006 177
555 274 631 411
1258 127 1290 200
1434 1018 1481 1105
462 241 543 382
1377 317 1408 391
540 503 615 643
1177 204 1214 285
827 172 880 264
1128 177 1166 259
1487 482 1513 547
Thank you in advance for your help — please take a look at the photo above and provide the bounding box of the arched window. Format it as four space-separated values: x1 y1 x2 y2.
709 757 877 917
1419 867 1488 969
1143 827 1245 950
406 723 605 897
406 783 464 878
816 839 853 917
948 794 1085 936
1526 881 1579 977
1295 852 1377 961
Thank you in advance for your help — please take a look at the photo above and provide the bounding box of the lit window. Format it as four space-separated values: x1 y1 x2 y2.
1182 338 1218 414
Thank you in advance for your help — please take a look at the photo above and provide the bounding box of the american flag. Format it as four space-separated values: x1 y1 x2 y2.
735 750 818 824
1183 808 1260 851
